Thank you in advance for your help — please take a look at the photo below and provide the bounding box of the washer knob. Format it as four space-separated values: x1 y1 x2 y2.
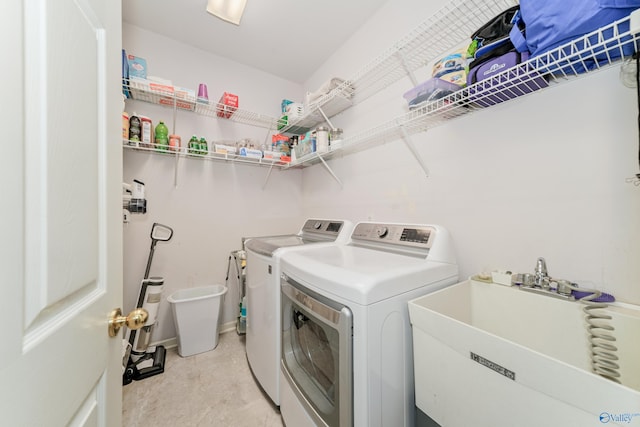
314 221 322 230
376 226 388 238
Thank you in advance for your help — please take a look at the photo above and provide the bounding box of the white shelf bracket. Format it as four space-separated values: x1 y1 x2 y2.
317 106 336 130
262 163 275 190
173 150 180 188
318 155 343 188
397 48 418 87
171 96 178 134
263 125 274 146
399 125 429 178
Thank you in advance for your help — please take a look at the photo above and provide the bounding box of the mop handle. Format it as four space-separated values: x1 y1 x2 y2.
151 222 173 242
143 223 173 280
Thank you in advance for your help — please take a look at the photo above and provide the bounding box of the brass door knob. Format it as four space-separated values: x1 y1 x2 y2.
108 307 149 337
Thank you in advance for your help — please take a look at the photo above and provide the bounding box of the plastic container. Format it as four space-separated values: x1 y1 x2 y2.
197 83 209 104
169 134 181 152
154 121 168 151
128 114 141 145
329 128 343 150
402 78 462 109
140 116 153 148
188 135 199 154
167 284 228 357
122 112 129 140
198 137 208 155
285 102 304 121
316 126 329 153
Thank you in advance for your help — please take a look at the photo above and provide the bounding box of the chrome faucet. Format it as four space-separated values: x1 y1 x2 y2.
515 257 576 300
534 257 549 289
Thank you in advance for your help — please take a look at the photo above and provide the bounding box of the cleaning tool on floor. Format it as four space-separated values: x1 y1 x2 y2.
225 249 246 335
123 222 173 385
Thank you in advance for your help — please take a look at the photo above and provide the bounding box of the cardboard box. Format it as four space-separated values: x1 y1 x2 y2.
216 92 238 118
175 86 196 103
214 144 237 155
296 130 315 156
127 55 147 79
161 86 195 111
263 150 284 161
271 133 290 154
239 147 263 158
129 77 196 111
129 77 173 105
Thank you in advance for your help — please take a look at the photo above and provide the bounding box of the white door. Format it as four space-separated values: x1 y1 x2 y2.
0 0 123 425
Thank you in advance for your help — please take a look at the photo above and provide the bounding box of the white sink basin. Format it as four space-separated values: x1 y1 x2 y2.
408 279 640 427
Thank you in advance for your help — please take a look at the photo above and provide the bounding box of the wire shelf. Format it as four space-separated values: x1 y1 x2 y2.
280 94 353 135
279 0 519 135
123 2 640 172
122 140 290 168
125 84 280 130
285 11 640 169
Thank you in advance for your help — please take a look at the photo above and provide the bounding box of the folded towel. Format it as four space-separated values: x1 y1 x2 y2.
305 77 354 107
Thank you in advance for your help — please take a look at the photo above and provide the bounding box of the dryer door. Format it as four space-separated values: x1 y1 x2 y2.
281 275 353 427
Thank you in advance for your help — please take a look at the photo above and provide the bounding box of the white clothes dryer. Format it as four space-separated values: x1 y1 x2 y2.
278 222 458 427
244 219 354 406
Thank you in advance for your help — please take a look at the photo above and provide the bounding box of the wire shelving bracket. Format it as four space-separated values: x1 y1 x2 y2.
399 125 429 178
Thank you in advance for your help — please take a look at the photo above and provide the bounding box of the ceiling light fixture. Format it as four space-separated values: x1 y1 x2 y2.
206 0 247 26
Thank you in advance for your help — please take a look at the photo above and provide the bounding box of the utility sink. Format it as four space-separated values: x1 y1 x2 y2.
408 279 640 427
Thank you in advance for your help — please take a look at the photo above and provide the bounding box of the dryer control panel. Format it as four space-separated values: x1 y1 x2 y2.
350 222 435 249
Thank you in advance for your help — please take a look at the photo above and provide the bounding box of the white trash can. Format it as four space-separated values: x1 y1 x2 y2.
167 284 228 357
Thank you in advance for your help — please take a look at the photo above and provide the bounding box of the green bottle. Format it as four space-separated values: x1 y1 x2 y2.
188 135 199 155
199 137 208 155
155 121 169 151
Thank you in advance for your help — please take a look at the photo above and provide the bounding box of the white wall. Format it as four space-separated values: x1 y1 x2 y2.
302 0 640 304
123 0 640 348
122 24 305 342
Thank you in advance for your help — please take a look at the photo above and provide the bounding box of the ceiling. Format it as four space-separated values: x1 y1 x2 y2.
122 0 389 83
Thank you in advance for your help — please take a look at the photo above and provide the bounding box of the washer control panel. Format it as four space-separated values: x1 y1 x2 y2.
301 219 345 236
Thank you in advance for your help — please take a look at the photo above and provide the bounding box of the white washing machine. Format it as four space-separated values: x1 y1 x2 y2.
278 222 458 427
244 218 354 406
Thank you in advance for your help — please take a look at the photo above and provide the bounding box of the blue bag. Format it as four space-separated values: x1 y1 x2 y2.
512 0 640 73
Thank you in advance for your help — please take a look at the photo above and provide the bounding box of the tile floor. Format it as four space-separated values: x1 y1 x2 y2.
123 332 284 427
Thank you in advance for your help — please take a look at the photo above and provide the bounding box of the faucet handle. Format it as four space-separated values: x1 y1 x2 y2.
535 257 548 276
556 280 574 296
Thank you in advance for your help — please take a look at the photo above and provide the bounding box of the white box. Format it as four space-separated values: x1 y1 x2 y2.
491 270 513 286
239 147 263 158
214 144 237 155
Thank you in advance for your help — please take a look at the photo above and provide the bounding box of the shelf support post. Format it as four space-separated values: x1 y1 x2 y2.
318 155 343 188
262 163 275 190
399 125 429 178
263 125 273 147
317 106 336 130
172 94 178 135
173 150 180 188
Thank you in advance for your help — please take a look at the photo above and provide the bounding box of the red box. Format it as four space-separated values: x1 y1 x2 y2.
271 133 289 143
216 92 238 118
